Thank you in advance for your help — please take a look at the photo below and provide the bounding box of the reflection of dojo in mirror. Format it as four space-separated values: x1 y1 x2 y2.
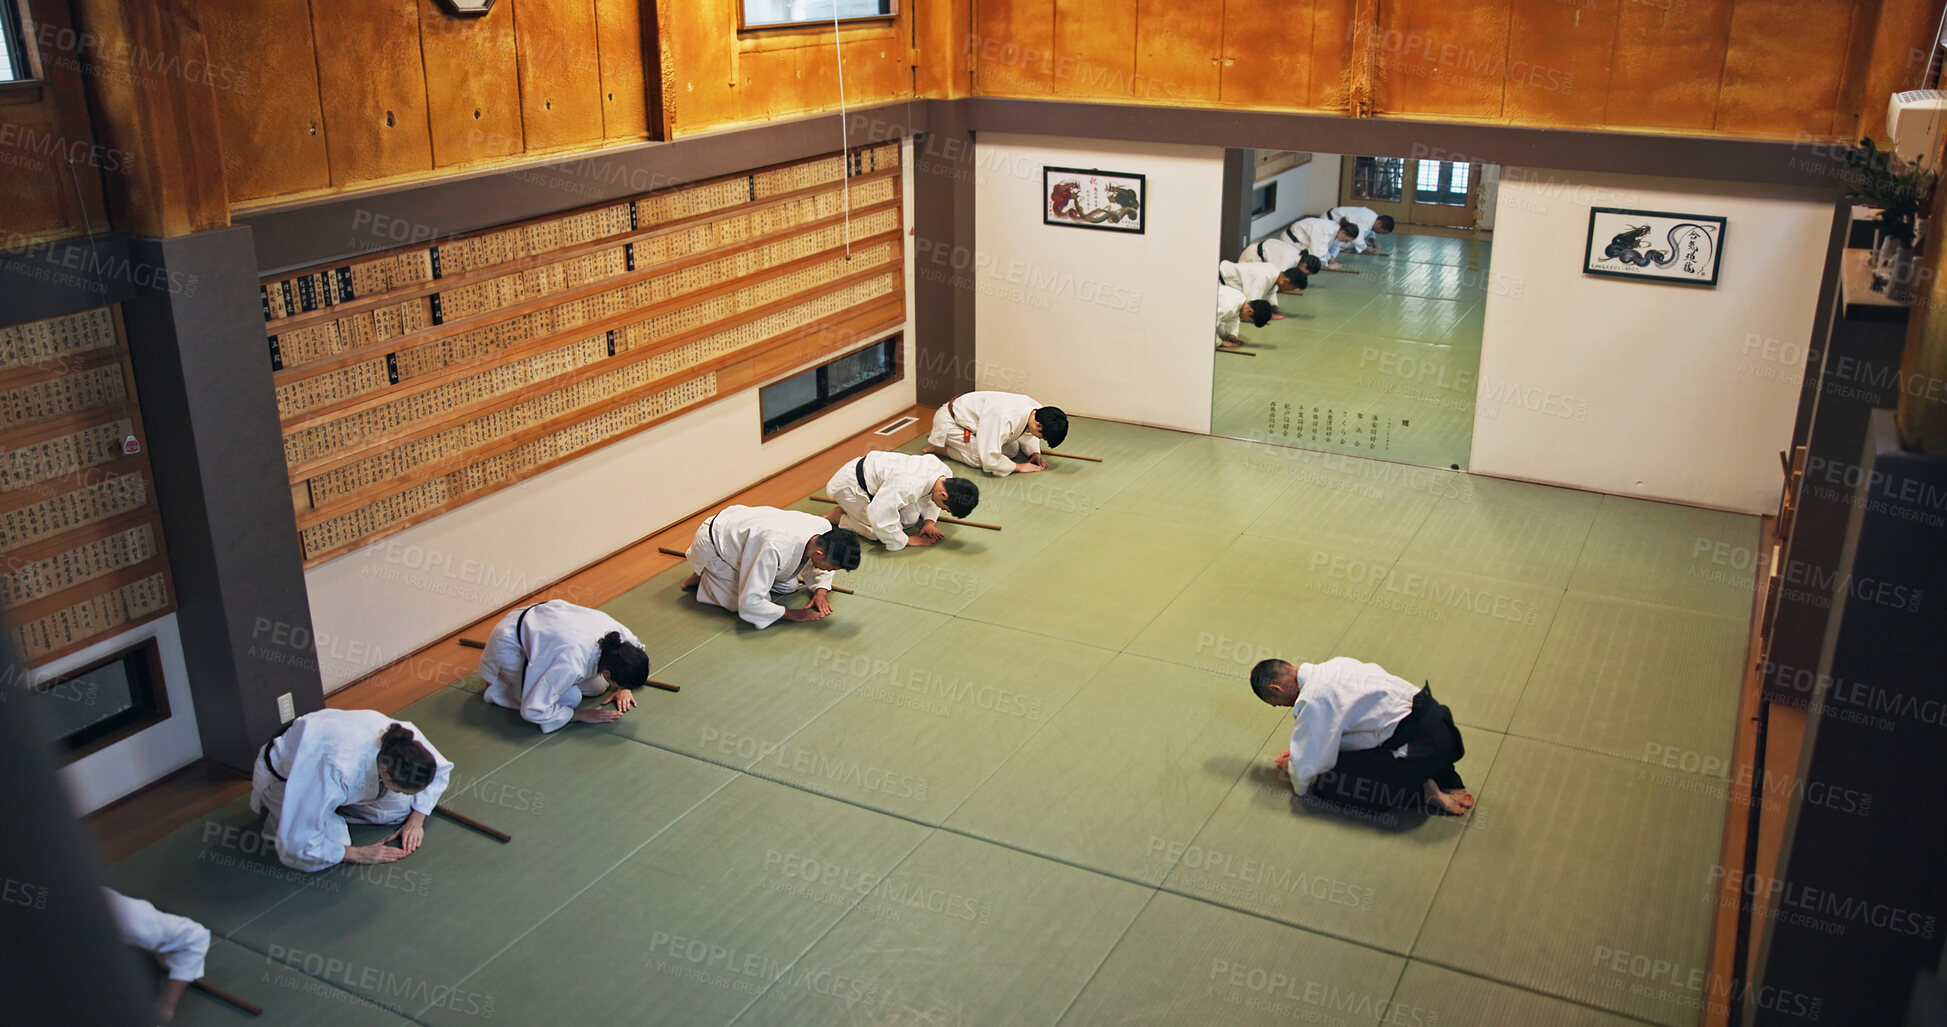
1268 404 1398 452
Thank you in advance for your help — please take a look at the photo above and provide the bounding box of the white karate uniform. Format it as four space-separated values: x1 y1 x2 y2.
1287 216 1346 263
479 600 642 732
686 505 838 629
1327 206 1382 251
1242 236 1306 272
1285 658 1418 795
249 709 454 873
926 391 1043 477
1219 260 1284 310
1216 283 1246 345
825 451 951 551
104 889 209 981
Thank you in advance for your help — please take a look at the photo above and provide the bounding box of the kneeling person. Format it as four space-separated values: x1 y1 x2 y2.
1250 657 1473 815
480 599 650 731
683 505 862 627
923 391 1067 476
250 710 453 872
824 451 979 550
104 889 210 1024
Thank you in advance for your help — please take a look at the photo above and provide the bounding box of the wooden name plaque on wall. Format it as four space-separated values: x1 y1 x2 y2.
0 306 176 666
260 144 907 566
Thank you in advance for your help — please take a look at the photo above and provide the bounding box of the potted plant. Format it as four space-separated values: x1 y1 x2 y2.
1840 138 1937 301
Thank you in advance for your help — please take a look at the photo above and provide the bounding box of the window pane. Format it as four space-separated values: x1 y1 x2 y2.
0 6 19 82
826 340 891 394
760 369 819 421
39 661 141 741
1415 161 1442 192
744 0 892 28
1351 157 1403 203
1450 163 1470 191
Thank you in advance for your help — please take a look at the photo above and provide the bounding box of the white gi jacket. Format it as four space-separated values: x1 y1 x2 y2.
480 600 642 732
825 451 950 551
1242 236 1306 272
687 505 837 629
1216 283 1246 345
104 889 209 981
249 709 454 872
926 391 1043 477
1285 658 1418 795
1287 216 1345 263
1327 206 1381 251
1219 260 1284 309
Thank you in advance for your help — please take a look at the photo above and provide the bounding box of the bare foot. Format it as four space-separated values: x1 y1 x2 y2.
1423 780 1473 815
920 444 946 457
680 572 700 592
1271 313 1286 320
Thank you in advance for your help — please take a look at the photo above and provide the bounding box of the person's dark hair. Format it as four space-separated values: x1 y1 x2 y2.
818 528 862 570
1035 406 1068 449
1281 268 1309 292
1249 659 1294 703
1298 254 1323 275
941 478 980 518
1337 217 1359 238
377 724 438 792
1245 300 1275 328
596 631 650 689
1373 214 1395 232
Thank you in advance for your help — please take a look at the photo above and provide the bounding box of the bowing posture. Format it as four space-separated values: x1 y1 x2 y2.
1286 215 1359 270
1218 259 1308 317
104 889 210 1024
682 505 862 628
1325 206 1395 254
1250 657 1474 816
824 451 980 551
249 709 453 872
922 391 1068 477
1217 284 1276 349
1241 236 1324 281
479 599 650 731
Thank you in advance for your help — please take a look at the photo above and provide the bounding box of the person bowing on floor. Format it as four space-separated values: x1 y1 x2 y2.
478 599 651 731
1217 283 1275 350
682 505 862 628
1218 258 1309 319
250 709 453 872
824 450 980 551
1325 205 1395 255
103 889 210 1024
922 391 1068 477
1249 657 1474 816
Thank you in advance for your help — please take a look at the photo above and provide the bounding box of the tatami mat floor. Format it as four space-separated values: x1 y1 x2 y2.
1212 232 1493 471
114 417 1754 1026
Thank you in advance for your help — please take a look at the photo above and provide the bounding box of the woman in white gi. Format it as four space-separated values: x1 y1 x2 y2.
249 709 452 872
922 391 1068 476
478 599 650 731
103 888 209 1023
1241 235 1324 280
1286 215 1358 269
1219 258 1310 318
1324 205 1394 254
682 505 862 628
823 451 979 550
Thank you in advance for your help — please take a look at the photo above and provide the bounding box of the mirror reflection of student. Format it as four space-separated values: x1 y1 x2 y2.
1219 259 1309 319
1216 284 1275 350
1325 206 1395 254
103 889 209 1024
1287 216 1358 270
1240 236 1323 283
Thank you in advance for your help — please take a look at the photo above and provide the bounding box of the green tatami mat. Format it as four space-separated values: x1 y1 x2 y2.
1098 435 1302 534
169 936 412 1027
109 798 313 938
1389 962 1651 1027
1567 495 1761 618
231 733 735 1011
1414 736 1726 1027
945 653 1272 885
594 593 945 767
956 510 1234 651
1511 593 1747 767
733 830 1150 1026
1124 533 1393 677
896 414 1187 511
422 775 928 1027
829 495 1086 616
1162 720 1504 952
1397 474 1603 588
600 564 734 669
1242 455 1447 559
748 619 1114 823
1057 891 1407 1026
1332 561 1564 732
396 684 555 774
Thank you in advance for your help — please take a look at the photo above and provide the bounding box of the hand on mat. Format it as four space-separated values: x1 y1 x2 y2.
573 707 624 724
609 688 636 713
810 590 834 616
1273 750 1291 775
1014 461 1045 474
394 819 425 854
907 532 939 547
1029 453 1049 468
347 842 408 864
918 521 945 542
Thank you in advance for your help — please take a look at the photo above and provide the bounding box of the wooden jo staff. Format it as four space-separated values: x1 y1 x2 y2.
191 979 263 1016
808 496 1002 532
1043 450 1104 461
655 547 855 595
455 638 680 692
432 806 512 843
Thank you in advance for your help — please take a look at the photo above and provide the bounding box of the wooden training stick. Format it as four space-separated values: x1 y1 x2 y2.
433 806 512 843
655 547 855 594
457 638 486 649
191 979 263 1016
1043 450 1105 461
1216 348 1257 357
1323 266 1361 274
657 546 687 558
808 496 1001 532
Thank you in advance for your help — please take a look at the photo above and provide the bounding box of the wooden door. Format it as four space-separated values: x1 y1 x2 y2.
1339 156 1484 228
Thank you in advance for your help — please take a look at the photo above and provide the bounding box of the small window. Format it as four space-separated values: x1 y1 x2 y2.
35 638 170 762
1 2 30 83
742 0 895 31
1251 183 1276 218
762 335 900 436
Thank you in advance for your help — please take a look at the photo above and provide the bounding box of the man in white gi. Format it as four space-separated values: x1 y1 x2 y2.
1217 284 1275 350
1325 205 1395 254
1240 236 1324 280
681 505 862 628
823 451 980 551
1285 215 1359 270
104 889 210 1023
1250 657 1473 816
250 710 454 872
1218 259 1309 319
479 599 651 731
922 391 1068 477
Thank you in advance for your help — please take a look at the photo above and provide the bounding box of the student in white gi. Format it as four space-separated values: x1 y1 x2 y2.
1240 235 1324 280
1218 259 1309 318
1325 206 1395 254
824 451 980 551
1217 284 1275 349
922 391 1069 477
1286 215 1358 269
104 889 210 1024
249 710 453 872
681 505 862 628
479 599 650 731
1250 657 1473 816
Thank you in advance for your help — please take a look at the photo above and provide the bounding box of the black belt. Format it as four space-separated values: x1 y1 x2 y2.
1378 685 1435 752
261 717 297 782
706 513 720 554
515 602 540 648
1282 223 1302 244
1254 240 1269 263
853 457 874 500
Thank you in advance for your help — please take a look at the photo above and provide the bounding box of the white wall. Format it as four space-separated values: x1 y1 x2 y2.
1472 168 1833 513
972 133 1226 433
1246 158 1308 244
49 615 199 813
1304 155 1342 216
302 141 919 691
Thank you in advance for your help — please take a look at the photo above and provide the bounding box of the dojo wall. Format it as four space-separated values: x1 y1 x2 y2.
971 133 1225 434
1471 168 1833 513
52 616 199 813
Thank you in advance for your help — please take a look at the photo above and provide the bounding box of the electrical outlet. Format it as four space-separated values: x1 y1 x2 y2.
277 693 295 724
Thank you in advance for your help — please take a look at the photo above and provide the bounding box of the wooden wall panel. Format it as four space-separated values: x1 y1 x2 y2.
1138 0 1222 104
1052 0 1135 99
737 48 800 124
310 0 435 185
595 0 651 140
973 0 1056 95
1370 1 1514 119
513 0 609 151
0 0 111 243
1503 0 1618 126
419 1 524 168
660 0 738 134
1606 0 1735 131
917 0 974 98
203 0 330 204
1306 0 1359 111
1718 0 1861 137
1219 0 1314 108
791 34 914 114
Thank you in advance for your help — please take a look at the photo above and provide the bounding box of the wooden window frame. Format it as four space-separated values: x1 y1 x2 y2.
0 0 43 88
40 635 170 764
760 333 902 439
737 0 898 35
